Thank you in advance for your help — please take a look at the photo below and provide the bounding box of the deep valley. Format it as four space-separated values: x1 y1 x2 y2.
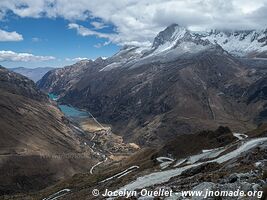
1 23 267 200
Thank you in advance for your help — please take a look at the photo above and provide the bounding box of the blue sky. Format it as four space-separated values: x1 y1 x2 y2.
0 0 266 68
0 14 119 68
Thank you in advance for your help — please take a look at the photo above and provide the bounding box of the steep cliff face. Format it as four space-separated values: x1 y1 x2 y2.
0 67 93 195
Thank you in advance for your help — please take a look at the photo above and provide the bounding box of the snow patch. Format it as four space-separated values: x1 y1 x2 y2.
43 189 71 200
100 166 139 183
90 157 107 174
233 133 248 140
118 137 267 191
201 30 267 56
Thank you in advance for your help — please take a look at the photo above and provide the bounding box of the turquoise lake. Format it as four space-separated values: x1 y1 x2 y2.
58 105 89 118
48 93 89 118
48 93 58 101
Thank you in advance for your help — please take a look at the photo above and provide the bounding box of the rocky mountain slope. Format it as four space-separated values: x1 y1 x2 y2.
11 125 267 200
37 24 267 146
0 66 96 195
10 66 54 82
38 59 104 96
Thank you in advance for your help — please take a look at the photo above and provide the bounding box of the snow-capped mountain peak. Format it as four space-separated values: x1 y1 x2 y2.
142 24 216 58
99 25 267 72
151 24 188 50
100 25 219 71
151 24 267 58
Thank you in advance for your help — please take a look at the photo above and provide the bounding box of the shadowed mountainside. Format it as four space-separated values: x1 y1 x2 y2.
0 66 93 195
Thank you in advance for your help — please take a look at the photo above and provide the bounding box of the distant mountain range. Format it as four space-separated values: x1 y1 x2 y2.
10 66 55 82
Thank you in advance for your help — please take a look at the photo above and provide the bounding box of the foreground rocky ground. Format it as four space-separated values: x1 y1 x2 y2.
1 125 266 200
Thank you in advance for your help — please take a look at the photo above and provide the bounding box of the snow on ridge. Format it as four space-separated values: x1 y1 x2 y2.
100 62 121 71
99 26 267 72
43 189 71 200
152 26 187 54
200 29 267 56
156 157 175 169
233 132 248 140
100 166 139 183
156 157 174 162
118 137 267 191
184 147 225 165
214 137 267 163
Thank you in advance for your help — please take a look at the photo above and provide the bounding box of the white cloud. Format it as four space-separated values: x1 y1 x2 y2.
69 22 111 48
0 50 55 62
0 29 23 41
65 57 89 62
68 23 150 46
68 23 113 39
0 0 267 45
94 41 110 48
91 21 108 30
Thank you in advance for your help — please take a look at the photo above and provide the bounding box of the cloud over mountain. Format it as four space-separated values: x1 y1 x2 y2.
0 0 266 46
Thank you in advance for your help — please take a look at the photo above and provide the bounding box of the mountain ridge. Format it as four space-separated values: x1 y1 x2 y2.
37 24 264 146
0 66 95 195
